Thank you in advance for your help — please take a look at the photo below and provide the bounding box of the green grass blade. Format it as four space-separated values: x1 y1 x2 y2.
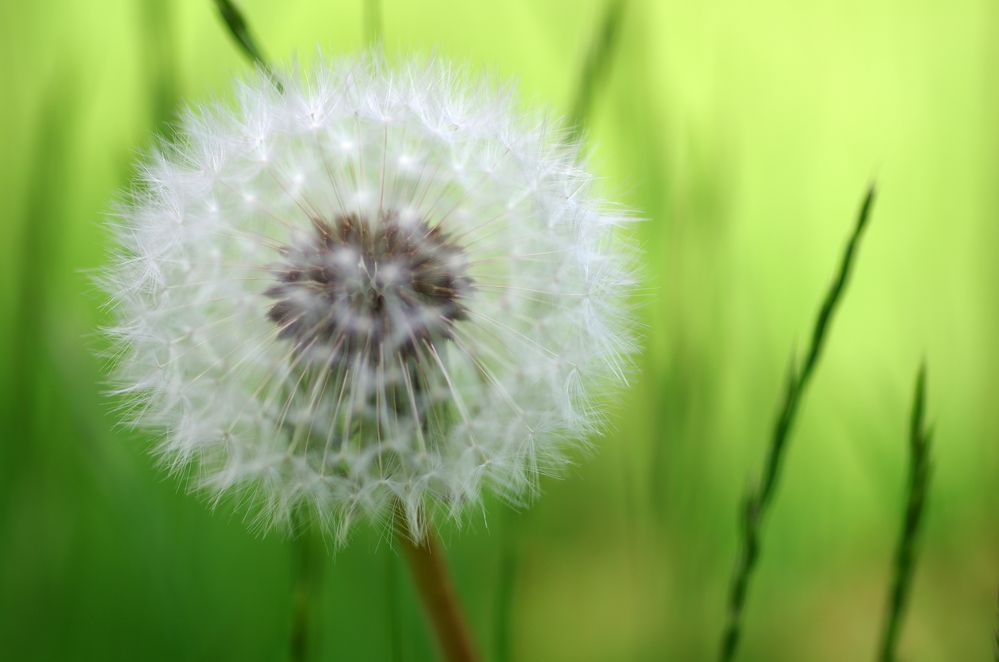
493 7 626 662
494 6 630 659
878 363 933 662
719 184 877 661
139 0 179 131
387 548 404 662
995 592 999 662
4 77 77 479
566 0 627 143
364 0 383 47
493 511 518 662
211 0 279 85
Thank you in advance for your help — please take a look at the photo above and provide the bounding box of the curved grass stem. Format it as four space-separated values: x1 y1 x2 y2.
878 364 932 662
567 0 627 144
719 185 877 661
211 0 281 88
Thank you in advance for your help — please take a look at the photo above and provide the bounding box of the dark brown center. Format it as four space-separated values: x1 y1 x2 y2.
265 211 472 365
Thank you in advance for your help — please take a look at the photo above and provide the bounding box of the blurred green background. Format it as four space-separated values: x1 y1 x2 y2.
1 0 996 660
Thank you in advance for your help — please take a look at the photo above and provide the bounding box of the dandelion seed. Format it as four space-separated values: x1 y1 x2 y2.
102 52 634 543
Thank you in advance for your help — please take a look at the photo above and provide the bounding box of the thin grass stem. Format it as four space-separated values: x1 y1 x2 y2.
3 78 76 487
566 0 627 144
211 0 281 87
290 512 322 662
878 363 933 662
140 0 179 130
364 0 383 48
493 508 517 662
994 588 999 662
718 184 877 662
387 547 404 662
493 5 628 662
493 5 629 658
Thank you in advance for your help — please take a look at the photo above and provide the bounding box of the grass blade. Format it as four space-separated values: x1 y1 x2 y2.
211 0 279 84
493 512 517 662
566 0 627 143
878 364 933 662
494 6 630 659
140 0 179 131
364 0 383 47
3 76 77 482
387 548 404 662
718 184 877 661
994 588 999 662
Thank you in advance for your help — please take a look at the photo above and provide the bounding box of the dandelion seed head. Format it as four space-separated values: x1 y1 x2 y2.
103 52 635 542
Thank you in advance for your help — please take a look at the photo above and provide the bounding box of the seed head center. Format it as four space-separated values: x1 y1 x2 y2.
265 211 472 363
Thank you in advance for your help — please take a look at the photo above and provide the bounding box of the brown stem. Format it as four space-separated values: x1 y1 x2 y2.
397 513 479 662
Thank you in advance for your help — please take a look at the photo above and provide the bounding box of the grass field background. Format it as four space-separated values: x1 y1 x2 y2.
1 1 996 660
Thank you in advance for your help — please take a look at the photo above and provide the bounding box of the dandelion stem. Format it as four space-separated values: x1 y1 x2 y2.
878 363 932 662
719 184 876 662
567 0 627 143
397 511 479 662
290 514 321 662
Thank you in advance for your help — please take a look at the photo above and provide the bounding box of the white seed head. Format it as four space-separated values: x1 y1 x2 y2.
102 52 635 543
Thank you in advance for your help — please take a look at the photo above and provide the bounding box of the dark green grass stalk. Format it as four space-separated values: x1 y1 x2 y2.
566 0 627 144
994 589 999 662
364 0 383 47
211 0 280 86
290 512 323 662
206 11 326 657
387 549 404 662
493 513 518 662
718 185 877 662
493 5 630 661
878 364 932 662
140 0 179 130
2 78 77 493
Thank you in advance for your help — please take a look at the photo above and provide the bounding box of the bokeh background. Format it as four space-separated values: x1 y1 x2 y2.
1 0 996 660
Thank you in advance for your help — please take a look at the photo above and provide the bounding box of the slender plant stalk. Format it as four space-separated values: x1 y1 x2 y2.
566 0 627 144
387 549 404 662
397 512 479 662
209 9 474 659
0 78 74 506
493 5 629 659
140 0 179 130
719 185 877 662
493 508 518 662
878 364 933 662
994 588 999 662
211 0 279 85
364 0 383 47
209 12 320 658
290 513 321 662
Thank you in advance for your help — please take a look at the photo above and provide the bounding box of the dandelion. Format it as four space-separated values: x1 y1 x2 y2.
102 52 634 545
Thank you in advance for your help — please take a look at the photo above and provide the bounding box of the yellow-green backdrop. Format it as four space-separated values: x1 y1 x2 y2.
0 1 996 660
